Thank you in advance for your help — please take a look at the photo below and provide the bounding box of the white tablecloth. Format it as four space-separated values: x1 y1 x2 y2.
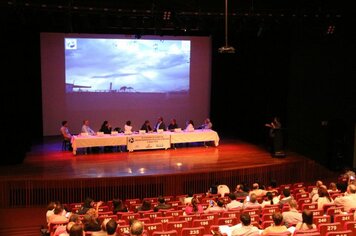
71 130 219 155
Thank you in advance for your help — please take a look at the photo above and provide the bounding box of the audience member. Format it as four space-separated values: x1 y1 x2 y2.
234 184 249 198
230 213 260 236
46 201 57 223
60 121 72 141
243 193 261 210
184 197 204 215
205 198 226 213
249 183 267 198
282 199 302 227
328 182 339 193
48 203 68 224
309 180 324 201
334 184 356 212
184 190 194 205
295 209 317 230
260 191 278 208
55 214 81 236
261 212 288 235
279 188 294 208
184 120 195 132
130 219 144 236
140 120 153 133
226 193 243 210
316 187 333 210
69 223 84 236
82 209 101 232
112 198 128 215
92 218 117 236
81 119 95 135
135 200 152 212
154 116 166 131
208 181 219 195
78 197 103 217
155 196 172 210
106 219 118 236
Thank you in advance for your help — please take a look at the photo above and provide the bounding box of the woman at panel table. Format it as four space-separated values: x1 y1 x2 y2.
184 120 195 132
124 120 133 133
99 120 112 134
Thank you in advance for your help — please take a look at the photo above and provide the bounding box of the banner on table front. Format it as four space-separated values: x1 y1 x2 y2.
127 134 171 151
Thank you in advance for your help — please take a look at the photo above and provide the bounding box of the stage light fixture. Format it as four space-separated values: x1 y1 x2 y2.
218 0 235 53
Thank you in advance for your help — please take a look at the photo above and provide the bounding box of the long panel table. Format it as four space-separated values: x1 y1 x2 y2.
71 129 219 155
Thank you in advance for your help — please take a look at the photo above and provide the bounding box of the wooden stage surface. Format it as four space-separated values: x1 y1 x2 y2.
0 136 338 208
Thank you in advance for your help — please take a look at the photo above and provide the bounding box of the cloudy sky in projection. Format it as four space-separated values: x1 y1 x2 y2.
65 38 191 93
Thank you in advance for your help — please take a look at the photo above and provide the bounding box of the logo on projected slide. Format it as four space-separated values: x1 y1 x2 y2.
65 38 77 50
128 138 135 143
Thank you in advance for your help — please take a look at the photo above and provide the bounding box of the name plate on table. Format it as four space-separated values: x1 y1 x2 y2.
127 134 170 151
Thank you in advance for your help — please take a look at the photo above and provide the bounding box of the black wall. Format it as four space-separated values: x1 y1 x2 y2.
1 3 354 170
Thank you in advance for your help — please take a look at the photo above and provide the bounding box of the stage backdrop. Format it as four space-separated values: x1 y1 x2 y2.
41 33 212 136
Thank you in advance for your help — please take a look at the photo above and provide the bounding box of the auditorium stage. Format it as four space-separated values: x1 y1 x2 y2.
0 136 338 208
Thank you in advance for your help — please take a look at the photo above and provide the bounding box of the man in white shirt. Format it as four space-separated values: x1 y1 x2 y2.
334 184 356 212
226 193 243 210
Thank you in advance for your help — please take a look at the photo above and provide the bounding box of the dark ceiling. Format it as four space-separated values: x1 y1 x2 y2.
0 0 345 36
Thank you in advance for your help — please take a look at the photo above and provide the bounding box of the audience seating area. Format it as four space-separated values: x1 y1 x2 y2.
53 180 356 236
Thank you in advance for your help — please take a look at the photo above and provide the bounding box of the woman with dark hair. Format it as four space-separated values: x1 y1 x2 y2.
184 197 204 215
295 209 317 230
317 187 334 210
99 120 112 134
135 200 152 212
112 198 128 215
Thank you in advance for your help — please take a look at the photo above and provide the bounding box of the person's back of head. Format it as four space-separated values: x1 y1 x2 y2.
282 188 291 198
229 193 236 201
69 223 84 236
302 209 313 225
272 212 284 226
69 213 80 223
217 199 225 207
240 213 251 226
158 196 165 204
249 193 257 203
130 220 144 236
106 219 118 235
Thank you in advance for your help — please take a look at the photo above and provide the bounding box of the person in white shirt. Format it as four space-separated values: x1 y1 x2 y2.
81 119 95 135
184 120 195 132
230 213 260 236
124 120 133 133
334 184 356 212
226 193 243 210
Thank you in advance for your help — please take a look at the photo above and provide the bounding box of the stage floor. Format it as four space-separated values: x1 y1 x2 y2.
0 136 339 209
1 136 310 179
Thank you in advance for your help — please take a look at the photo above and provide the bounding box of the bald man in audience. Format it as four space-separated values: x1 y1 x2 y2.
334 184 356 212
249 183 267 198
130 219 144 236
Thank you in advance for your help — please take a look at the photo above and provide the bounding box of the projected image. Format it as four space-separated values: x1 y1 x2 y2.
65 38 191 93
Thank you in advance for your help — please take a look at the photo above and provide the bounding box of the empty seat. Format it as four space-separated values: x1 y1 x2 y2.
152 230 178 236
325 230 353 236
181 226 205 236
166 220 189 236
